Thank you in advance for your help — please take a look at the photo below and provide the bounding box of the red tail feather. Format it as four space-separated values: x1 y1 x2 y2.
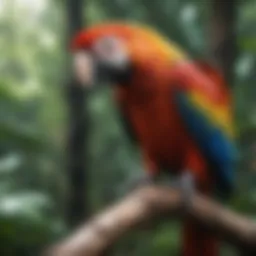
182 219 219 256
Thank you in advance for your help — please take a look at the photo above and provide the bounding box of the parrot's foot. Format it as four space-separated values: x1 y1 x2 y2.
180 171 195 209
168 171 195 211
119 173 159 196
130 174 157 190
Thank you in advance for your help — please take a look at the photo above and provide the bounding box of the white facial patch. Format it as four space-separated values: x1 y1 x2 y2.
93 36 129 70
73 51 95 87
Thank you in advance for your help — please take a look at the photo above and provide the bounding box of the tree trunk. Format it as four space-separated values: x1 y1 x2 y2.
66 0 88 228
210 0 237 85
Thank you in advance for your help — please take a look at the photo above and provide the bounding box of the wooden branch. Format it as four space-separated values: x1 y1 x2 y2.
45 186 256 256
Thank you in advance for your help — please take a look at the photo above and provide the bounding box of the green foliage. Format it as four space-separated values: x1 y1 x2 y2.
0 193 63 254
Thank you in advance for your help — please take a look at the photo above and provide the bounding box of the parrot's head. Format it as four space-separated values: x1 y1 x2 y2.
71 23 186 88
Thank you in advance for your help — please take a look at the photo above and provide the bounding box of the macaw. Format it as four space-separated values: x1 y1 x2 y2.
71 23 236 256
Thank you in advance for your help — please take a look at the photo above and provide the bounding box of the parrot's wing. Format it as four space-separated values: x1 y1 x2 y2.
171 63 236 194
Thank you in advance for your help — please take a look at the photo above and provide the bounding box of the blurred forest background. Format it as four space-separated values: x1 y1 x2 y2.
0 0 255 255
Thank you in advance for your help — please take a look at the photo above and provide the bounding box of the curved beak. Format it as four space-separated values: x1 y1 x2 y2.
73 51 96 88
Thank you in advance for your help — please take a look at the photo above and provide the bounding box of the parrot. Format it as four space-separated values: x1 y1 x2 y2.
71 23 236 256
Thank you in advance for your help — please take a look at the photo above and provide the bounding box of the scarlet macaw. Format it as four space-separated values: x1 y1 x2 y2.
71 23 236 256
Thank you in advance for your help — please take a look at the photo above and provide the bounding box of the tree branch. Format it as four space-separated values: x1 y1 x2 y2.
45 186 256 256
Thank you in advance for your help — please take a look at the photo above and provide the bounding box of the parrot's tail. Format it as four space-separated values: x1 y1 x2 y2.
182 219 219 256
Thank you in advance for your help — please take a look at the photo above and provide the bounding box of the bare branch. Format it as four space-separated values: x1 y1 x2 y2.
45 186 256 256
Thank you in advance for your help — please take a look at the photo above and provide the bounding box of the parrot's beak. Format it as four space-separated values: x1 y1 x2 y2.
73 51 96 88
73 50 133 88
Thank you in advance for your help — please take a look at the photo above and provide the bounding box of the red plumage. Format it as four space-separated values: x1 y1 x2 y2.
72 23 235 256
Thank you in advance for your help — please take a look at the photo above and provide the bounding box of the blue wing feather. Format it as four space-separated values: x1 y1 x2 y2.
175 91 236 195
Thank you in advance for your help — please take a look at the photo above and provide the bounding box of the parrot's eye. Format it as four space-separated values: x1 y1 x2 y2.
93 36 129 70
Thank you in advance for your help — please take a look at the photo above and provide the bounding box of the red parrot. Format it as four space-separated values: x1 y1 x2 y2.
71 23 236 256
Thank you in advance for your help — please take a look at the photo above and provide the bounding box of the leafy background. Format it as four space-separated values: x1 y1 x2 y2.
0 0 255 255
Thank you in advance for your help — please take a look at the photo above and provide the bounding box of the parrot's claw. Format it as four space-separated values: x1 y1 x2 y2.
124 174 158 193
180 171 195 209
167 171 195 211
130 175 156 190
119 173 159 196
